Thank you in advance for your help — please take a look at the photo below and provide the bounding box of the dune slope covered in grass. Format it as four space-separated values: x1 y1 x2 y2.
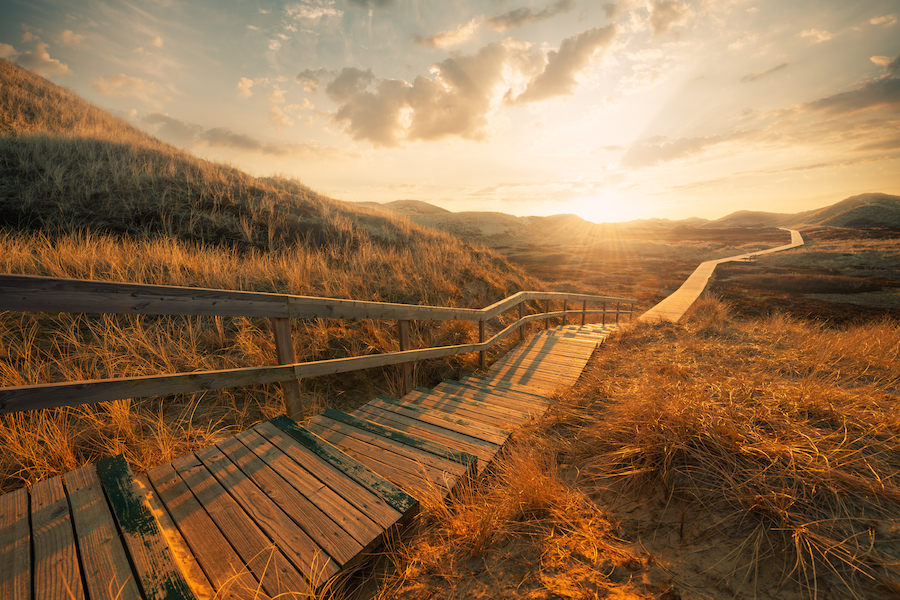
0 58 546 492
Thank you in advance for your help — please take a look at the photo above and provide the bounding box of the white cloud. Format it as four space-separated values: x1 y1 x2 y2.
59 30 85 46
237 77 256 97
871 56 892 67
799 28 833 43
151 36 163 48
17 42 72 77
649 0 691 39
269 106 295 130
0 43 17 59
285 3 343 20
91 73 169 105
414 18 480 49
268 85 287 104
870 14 897 27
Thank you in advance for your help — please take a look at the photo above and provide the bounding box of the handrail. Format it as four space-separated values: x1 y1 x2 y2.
0 274 637 417
0 274 635 320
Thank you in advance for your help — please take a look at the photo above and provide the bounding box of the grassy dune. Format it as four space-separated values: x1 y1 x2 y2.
376 300 900 599
0 58 546 492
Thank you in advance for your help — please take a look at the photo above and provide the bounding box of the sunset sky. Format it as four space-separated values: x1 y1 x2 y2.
2 0 899 222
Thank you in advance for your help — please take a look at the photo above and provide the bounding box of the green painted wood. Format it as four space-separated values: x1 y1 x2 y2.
321 409 477 469
270 415 417 515
96 455 196 600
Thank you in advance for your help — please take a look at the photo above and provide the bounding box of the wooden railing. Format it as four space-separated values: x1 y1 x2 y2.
0 274 636 418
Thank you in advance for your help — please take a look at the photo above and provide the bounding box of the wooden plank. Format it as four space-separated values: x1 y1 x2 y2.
133 474 215 600
434 382 551 412
303 424 445 499
254 422 405 530
214 435 363 567
146 463 261 600
235 428 383 548
401 392 530 430
321 409 477 469
269 416 417 516
63 464 143 600
193 444 340 588
441 379 551 403
169 453 311 598
95 455 196 600
351 405 499 468
0 486 30 600
30 476 83 600
369 397 510 446
306 416 465 486
404 389 533 426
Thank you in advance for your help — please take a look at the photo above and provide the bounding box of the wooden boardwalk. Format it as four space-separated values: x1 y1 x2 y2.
639 228 804 323
0 323 618 599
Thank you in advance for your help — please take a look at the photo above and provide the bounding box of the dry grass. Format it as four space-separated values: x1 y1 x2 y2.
731 273 882 294
376 300 900 599
0 58 554 493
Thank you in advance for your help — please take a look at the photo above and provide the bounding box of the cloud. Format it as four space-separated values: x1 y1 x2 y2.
269 106 295 130
514 25 618 103
285 3 343 20
870 14 897 27
321 28 617 147
347 0 393 7
294 67 333 93
799 28 832 43
0 43 17 59
649 0 690 39
237 77 255 97
91 73 169 105
621 134 729 168
871 56 892 67
59 30 85 46
16 42 72 77
151 36 163 48
486 0 575 32
268 85 287 104
741 62 789 83
414 18 480 49
141 112 343 158
802 75 900 115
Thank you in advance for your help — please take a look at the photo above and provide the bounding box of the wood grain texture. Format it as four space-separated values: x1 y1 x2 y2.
30 476 83 600
0 486 30 600
63 464 143 600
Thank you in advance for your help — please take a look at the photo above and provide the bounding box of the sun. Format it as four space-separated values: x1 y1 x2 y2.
565 190 651 224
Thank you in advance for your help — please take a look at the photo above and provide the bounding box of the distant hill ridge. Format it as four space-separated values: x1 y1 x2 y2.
708 193 900 228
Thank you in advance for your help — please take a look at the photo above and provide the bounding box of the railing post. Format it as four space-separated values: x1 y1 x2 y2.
602 301 606 326
545 299 550 330
479 319 486 370
396 320 412 397
270 318 304 420
630 302 634 322
519 302 525 342
616 302 620 325
562 299 568 326
581 300 587 326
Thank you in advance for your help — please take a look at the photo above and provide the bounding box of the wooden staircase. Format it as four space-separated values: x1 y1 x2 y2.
0 323 618 599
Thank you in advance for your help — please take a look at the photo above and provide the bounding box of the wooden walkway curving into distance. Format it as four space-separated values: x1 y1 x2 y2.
0 322 620 599
639 228 804 323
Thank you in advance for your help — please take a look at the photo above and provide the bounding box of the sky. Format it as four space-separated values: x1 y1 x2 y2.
1 0 899 223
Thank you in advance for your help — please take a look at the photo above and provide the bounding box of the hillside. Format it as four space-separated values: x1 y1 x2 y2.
0 59 545 491
709 193 900 228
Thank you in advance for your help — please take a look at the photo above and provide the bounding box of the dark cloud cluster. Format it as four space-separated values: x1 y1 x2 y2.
486 0 575 32
648 0 690 39
309 27 618 147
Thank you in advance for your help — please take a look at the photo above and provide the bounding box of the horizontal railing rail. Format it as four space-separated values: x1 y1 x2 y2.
0 274 637 417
